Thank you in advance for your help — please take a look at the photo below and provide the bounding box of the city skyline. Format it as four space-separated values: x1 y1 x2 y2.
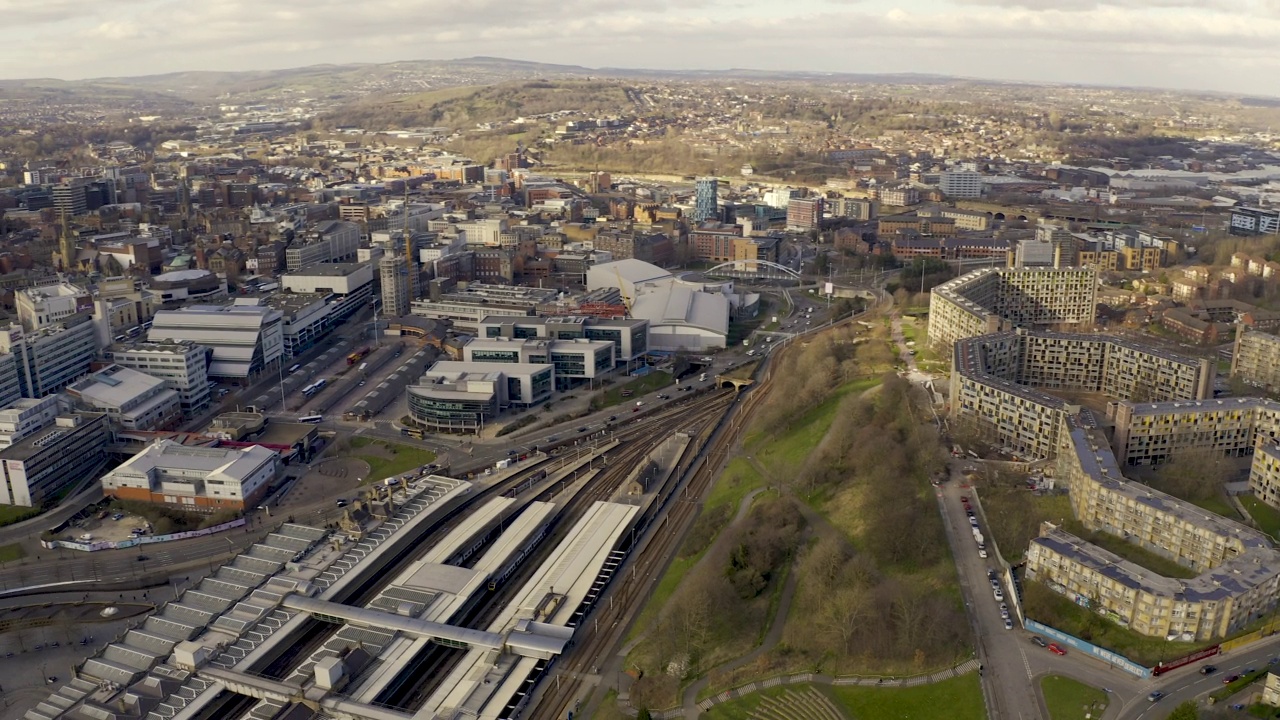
2 0 1278 96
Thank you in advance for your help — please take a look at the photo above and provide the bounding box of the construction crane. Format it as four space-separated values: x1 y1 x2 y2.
614 265 633 315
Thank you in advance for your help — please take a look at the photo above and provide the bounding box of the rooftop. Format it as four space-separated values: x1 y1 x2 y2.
285 262 369 278
67 365 166 408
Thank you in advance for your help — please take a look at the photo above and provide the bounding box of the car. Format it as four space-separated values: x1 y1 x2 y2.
46 676 57 684
577 427 587 433
547 435 559 442
33 643 43 650
335 499 348 508
1271 657 1280 666
1048 643 1067 656
1003 619 1013 630
966 510 975 517
608 416 617 422
1030 636 1048 648
135 555 148 562
1000 609 1010 620
978 547 988 558
987 569 998 580
990 579 1000 590
1223 675 1239 684
960 496 969 502
993 588 1004 601
1244 667 1256 674
963 503 972 511
1147 691 1164 702
50 641 59 648
999 603 1008 612
633 407 640 413
359 381 365 386
1200 665 1217 675
658 394 670 400
506 449 517 456
1232 704 1247 711
112 513 124 521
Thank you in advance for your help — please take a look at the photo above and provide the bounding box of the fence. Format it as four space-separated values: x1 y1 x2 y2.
1025 618 1150 678
41 518 248 552
1220 618 1280 653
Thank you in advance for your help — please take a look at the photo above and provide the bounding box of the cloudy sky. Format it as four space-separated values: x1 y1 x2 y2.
2 0 1276 95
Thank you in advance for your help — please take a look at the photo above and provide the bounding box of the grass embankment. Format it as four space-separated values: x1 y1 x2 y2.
971 467 1074 563
1022 580 1200 666
0 505 40 527
1040 675 1108 720
590 371 672 411
349 438 437 482
1241 495 1280 540
699 675 984 720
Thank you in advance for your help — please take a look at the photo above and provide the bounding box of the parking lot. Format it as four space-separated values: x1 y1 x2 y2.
55 512 152 544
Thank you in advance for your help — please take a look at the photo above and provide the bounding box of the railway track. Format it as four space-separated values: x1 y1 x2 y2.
384 395 735 713
527 368 779 720
196 391 735 720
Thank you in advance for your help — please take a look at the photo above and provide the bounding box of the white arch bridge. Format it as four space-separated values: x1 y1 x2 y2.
704 259 802 281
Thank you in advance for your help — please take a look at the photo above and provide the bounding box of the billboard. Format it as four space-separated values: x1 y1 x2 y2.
824 281 834 296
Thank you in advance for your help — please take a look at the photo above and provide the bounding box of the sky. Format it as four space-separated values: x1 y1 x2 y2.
2 0 1277 95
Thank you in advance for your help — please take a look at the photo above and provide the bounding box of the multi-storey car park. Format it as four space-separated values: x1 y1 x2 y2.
927 266 1098 355
949 329 1214 460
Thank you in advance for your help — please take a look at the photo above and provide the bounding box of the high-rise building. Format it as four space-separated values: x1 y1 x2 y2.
939 169 984 198
1230 207 1280 236
694 177 719 223
0 409 109 507
380 255 417 318
52 179 89 217
786 197 824 232
0 313 99 398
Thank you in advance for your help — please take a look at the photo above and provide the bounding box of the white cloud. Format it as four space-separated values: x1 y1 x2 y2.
0 0 1274 95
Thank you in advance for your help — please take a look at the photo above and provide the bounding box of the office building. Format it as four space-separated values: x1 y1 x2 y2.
786 197 823 232
285 220 361 271
407 361 554 432
0 411 109 507
148 269 228 308
1232 327 1280 392
66 364 182 432
0 354 22 412
16 282 92 332
462 337 613 390
939 169 983 198
410 284 557 334
927 267 1097 356
949 329 1214 461
1230 207 1280 236
477 315 648 364
689 222 743 262
282 262 375 323
0 396 61 450
148 304 283 381
0 313 99 398
828 197 877 221
51 179 89 217
100 438 278 512
107 341 211 417
264 293 333 357
693 177 719 223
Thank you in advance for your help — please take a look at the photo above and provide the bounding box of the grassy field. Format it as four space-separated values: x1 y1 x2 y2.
349 438 437 483
0 504 40 527
0 542 25 563
701 675 984 720
1242 495 1280 540
1041 675 1108 720
1023 580 1201 666
703 458 769 513
591 371 673 410
1190 494 1240 520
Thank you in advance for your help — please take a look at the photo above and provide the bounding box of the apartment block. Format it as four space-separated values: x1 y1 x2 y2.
785 198 823 232
0 412 109 507
927 267 1097 355
949 329 1212 460
1232 326 1280 391
1023 409 1280 641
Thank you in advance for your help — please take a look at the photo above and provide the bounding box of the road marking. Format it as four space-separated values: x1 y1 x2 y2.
1020 645 1033 679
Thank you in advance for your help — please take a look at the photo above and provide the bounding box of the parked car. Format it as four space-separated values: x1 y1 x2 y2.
993 588 1004 601
1047 643 1067 656
1030 636 1047 648
112 513 124 521
1003 619 1013 630
960 496 969 503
